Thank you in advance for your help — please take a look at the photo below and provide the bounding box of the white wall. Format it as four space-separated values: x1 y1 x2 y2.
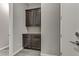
61 3 79 56
41 3 60 56
0 4 9 49
27 27 41 33
13 3 28 55
28 3 41 9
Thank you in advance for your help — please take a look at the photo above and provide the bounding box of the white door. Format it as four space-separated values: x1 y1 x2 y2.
61 3 79 56
41 3 60 56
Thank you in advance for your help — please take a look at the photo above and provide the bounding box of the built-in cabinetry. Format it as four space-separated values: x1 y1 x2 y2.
23 34 41 50
22 8 41 51
26 8 41 26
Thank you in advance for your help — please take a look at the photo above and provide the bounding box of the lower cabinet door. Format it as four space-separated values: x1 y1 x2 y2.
23 37 32 49
32 35 41 50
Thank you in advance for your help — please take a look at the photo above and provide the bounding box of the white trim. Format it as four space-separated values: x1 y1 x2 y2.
12 48 23 56
9 3 13 56
0 45 9 51
41 52 57 56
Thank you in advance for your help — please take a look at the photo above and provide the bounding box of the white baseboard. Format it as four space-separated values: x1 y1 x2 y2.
41 52 57 56
0 45 9 51
12 48 23 56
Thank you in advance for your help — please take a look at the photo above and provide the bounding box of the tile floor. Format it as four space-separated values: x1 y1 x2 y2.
0 48 9 56
15 49 41 56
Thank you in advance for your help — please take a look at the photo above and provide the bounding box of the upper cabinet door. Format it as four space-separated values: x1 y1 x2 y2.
35 8 41 26
32 9 36 26
26 10 34 26
26 8 41 26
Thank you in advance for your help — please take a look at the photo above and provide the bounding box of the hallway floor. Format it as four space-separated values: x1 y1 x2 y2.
15 49 41 56
0 48 9 56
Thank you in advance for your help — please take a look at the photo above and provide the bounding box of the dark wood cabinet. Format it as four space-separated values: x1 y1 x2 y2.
26 8 41 26
31 34 41 50
23 34 41 51
23 35 32 49
35 9 41 26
